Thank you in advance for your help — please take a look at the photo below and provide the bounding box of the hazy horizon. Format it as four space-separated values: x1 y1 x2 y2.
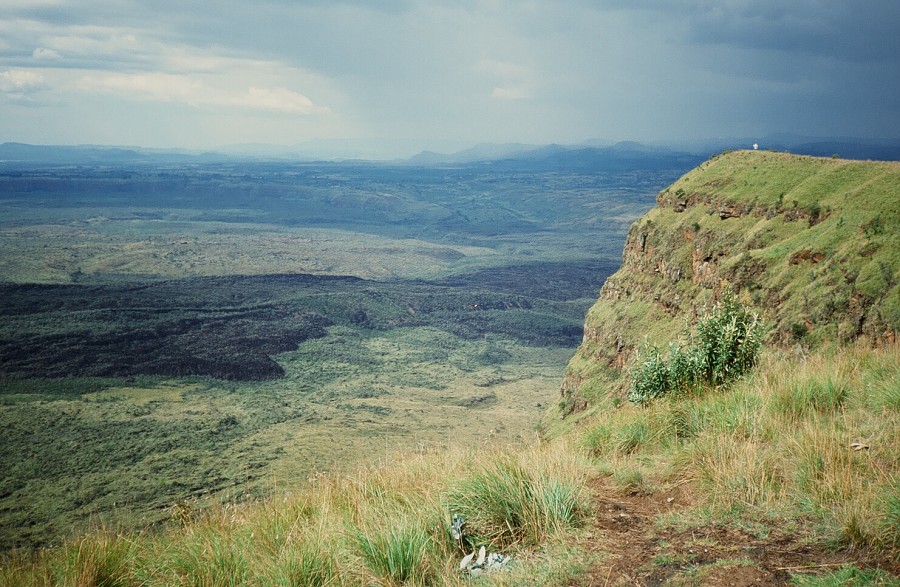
2 1 899 159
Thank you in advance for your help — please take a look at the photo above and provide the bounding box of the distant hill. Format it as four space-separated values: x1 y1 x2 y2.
0 142 223 165
407 142 538 164
0 142 145 164
561 150 899 413
407 141 705 172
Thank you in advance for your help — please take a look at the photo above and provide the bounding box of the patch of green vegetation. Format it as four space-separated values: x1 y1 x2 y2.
355 521 435 586
445 458 586 547
611 467 651 495
628 292 764 403
791 565 900 586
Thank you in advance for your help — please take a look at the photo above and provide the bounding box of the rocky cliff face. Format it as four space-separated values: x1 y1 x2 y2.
561 150 899 414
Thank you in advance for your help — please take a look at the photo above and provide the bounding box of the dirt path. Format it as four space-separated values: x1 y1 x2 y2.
576 478 899 586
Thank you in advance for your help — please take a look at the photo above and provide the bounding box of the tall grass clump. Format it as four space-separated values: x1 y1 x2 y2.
875 484 900 553
444 446 588 548
770 377 850 418
54 532 135 587
159 528 253 587
629 291 763 403
273 541 339 587
791 564 899 586
684 434 784 510
354 520 435 587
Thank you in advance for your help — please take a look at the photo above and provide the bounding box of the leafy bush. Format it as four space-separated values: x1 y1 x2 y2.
629 292 763 403
694 293 763 385
628 345 670 404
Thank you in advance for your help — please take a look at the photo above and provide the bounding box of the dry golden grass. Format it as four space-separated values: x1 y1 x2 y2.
582 343 900 556
0 440 593 586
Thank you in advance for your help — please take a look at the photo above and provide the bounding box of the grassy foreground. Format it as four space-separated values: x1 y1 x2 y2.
592 343 899 541
0 439 594 587
2 343 897 585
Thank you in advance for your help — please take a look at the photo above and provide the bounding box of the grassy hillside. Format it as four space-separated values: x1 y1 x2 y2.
3 152 898 585
561 150 899 413
2 344 897 586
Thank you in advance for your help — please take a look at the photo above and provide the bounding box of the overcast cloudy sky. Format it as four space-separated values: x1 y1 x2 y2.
1 0 898 157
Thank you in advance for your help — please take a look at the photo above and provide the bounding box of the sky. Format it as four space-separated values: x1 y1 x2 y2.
1 0 899 158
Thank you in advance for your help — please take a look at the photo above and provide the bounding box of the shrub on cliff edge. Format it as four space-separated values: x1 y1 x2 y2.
629 292 763 403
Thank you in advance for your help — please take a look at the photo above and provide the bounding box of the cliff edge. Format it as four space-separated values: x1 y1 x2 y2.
561 150 899 414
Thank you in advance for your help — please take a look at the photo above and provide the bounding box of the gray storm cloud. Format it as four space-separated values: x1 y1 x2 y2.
0 0 897 154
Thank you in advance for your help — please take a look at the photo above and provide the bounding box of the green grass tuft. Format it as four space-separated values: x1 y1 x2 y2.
444 457 586 548
354 521 434 586
770 377 850 417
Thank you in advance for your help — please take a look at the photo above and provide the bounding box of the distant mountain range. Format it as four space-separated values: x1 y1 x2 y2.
406 141 706 172
1 135 899 166
0 142 222 165
408 136 900 166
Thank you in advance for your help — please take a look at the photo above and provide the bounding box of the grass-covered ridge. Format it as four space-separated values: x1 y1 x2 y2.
562 151 899 412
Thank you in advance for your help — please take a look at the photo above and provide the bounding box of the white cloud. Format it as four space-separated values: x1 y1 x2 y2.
236 87 330 114
79 72 204 104
477 59 533 100
0 69 47 105
45 29 140 59
79 71 329 115
0 69 44 92
0 16 341 117
491 86 529 100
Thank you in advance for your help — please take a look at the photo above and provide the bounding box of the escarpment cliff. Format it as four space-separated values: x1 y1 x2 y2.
561 150 899 414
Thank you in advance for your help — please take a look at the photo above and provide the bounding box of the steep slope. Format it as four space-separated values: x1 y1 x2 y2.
561 150 899 412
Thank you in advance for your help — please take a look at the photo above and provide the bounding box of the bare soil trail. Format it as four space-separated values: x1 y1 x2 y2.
576 478 900 586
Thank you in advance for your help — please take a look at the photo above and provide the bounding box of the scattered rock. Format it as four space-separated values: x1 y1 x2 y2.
451 514 512 578
459 546 511 577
